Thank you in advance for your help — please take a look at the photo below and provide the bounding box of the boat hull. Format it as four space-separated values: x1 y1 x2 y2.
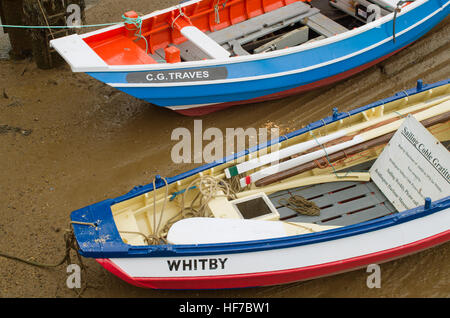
68 78 450 290
96 206 450 289
84 0 449 116
168 46 408 116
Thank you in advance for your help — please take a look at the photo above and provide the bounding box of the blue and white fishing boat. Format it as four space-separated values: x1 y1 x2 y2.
50 0 449 115
69 79 450 289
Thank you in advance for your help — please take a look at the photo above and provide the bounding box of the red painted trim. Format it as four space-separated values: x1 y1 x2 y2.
96 230 450 290
174 45 408 116
96 258 149 289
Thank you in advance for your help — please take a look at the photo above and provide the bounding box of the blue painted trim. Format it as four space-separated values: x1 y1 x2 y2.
70 79 450 258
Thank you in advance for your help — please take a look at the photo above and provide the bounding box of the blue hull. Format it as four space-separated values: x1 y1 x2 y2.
85 0 449 111
69 78 450 259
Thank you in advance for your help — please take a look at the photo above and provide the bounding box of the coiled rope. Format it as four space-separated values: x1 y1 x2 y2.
162 175 237 240
119 175 238 245
278 195 320 216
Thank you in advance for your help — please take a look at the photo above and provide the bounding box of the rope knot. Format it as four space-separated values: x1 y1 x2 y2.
122 14 149 54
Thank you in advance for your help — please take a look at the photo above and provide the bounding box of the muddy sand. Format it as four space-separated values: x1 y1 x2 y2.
0 1 449 298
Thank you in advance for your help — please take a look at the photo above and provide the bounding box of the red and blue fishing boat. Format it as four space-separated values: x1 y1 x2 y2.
69 79 450 289
50 0 449 115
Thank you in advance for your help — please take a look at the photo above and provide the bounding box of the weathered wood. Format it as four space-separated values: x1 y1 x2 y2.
302 12 348 37
0 0 32 58
256 111 450 187
229 40 250 56
176 1 319 60
22 0 86 69
254 26 310 53
217 8 320 51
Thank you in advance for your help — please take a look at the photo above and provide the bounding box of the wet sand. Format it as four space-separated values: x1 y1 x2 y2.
0 1 449 298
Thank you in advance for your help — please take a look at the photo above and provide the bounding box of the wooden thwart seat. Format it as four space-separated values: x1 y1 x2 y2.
176 1 321 61
179 26 231 59
302 13 349 37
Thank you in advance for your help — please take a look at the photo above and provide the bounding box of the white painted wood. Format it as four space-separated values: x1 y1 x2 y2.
225 129 348 178
180 26 231 60
110 207 450 278
240 135 366 187
167 218 289 244
50 34 108 71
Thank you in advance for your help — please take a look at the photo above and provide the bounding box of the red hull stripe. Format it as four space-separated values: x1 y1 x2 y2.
96 230 450 290
174 46 407 116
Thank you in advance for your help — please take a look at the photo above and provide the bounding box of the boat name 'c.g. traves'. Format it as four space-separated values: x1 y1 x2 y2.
126 67 229 83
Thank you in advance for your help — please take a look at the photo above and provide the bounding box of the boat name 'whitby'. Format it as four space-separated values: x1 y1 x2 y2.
126 67 228 83
167 258 228 271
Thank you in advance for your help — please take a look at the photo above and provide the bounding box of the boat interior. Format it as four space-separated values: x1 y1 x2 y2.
82 0 402 66
109 83 450 246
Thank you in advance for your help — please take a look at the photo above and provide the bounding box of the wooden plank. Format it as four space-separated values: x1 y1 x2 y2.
319 204 394 226
280 180 394 224
229 40 251 56
254 26 310 53
174 40 211 61
150 48 166 63
302 12 348 37
223 8 319 50
285 194 386 224
180 26 231 59
271 178 398 226
304 35 326 44
210 2 312 45
176 2 322 60
290 181 361 199
293 183 374 208
269 180 360 207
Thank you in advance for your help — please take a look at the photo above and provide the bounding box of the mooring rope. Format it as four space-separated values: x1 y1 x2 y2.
121 14 149 54
0 22 118 29
0 229 75 267
393 0 416 43
0 221 97 296
0 221 94 268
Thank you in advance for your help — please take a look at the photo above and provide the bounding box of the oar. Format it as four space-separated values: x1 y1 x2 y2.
225 130 348 178
255 110 450 186
239 100 450 188
227 94 450 181
239 134 365 187
236 172 371 198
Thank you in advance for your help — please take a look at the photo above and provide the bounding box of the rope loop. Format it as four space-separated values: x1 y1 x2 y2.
278 194 320 216
122 14 149 54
